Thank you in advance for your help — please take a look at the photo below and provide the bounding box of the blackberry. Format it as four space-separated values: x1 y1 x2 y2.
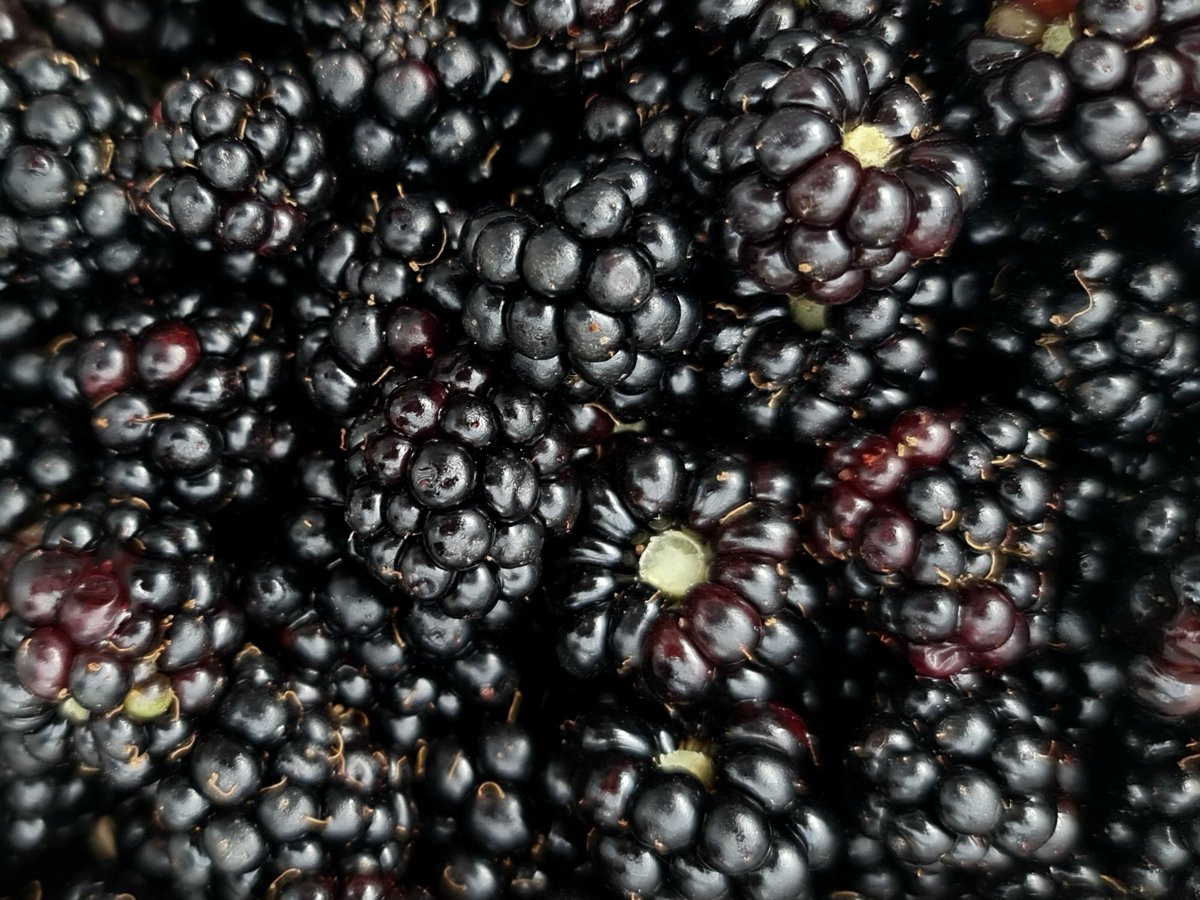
965 0 1200 190
296 191 459 421
846 672 1091 899
0 497 243 788
136 57 334 256
0 407 94 537
685 28 983 301
805 406 1058 677
266 872 432 900
446 157 702 415
344 348 586 619
699 270 942 445
0 48 156 294
554 435 824 706
306 0 512 185
119 648 418 899
564 697 839 899
45 287 300 513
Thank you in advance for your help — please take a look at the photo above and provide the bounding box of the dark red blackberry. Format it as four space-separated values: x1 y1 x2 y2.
0 497 243 788
43 287 300 513
267 872 432 900
135 57 335 256
684 28 983 301
344 348 587 619
553 435 824 706
306 0 514 185
805 406 1058 677
118 647 417 899
965 0 1200 190
563 696 839 898
295 191 459 421
846 672 1092 899
412 703 583 899
0 48 158 294
445 157 702 415
699 269 943 445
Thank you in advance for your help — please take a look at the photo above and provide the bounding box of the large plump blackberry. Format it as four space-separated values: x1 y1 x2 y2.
136 57 334 256
686 28 983 301
554 435 824 706
295 191 459 421
306 0 513 184
119 648 417 899
699 271 942 445
0 497 243 789
44 287 300 512
344 348 586 619
847 672 1091 899
965 0 1200 190
563 697 839 899
0 48 155 294
445 158 702 415
805 406 1058 677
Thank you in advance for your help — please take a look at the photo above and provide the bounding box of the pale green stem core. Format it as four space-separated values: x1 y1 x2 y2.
986 1 1077 55
841 124 896 170
657 747 717 791
638 528 712 600
1039 20 1076 56
59 696 90 723
788 294 828 332
612 419 647 434
123 676 175 722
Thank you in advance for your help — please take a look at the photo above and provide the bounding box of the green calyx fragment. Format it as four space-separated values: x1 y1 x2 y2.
657 747 717 791
638 528 712 600
841 124 896 170
59 696 90 723
122 676 174 723
1039 20 1076 56
788 294 828 332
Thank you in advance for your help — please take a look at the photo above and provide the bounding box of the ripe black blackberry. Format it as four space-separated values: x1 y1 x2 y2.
846 672 1092 899
685 28 983 302
295 191 459 421
344 347 587 619
0 496 244 790
0 407 94 538
554 434 824 706
445 157 702 415
136 57 334 256
699 269 943 445
0 48 158 294
306 0 515 185
965 0 1200 190
118 648 418 899
805 406 1058 677
563 696 839 898
43 287 300 513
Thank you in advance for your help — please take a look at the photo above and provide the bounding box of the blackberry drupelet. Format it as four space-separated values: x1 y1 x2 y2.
45 287 300 512
0 48 155 294
344 348 586 619
685 28 982 301
119 648 418 899
306 0 511 184
445 157 702 415
554 435 824 706
296 191 458 421
699 270 941 445
805 406 1058 677
136 57 334 255
965 0 1200 190
564 696 839 899
846 672 1091 899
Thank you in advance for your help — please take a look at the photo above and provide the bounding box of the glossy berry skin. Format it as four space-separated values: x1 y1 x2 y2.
0 408 93 538
847 673 1090 899
444 158 702 417
966 0 1200 190
686 28 982 301
345 348 584 619
0 48 155 293
555 435 823 706
806 407 1058 677
137 57 334 255
0 497 242 788
565 698 838 899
